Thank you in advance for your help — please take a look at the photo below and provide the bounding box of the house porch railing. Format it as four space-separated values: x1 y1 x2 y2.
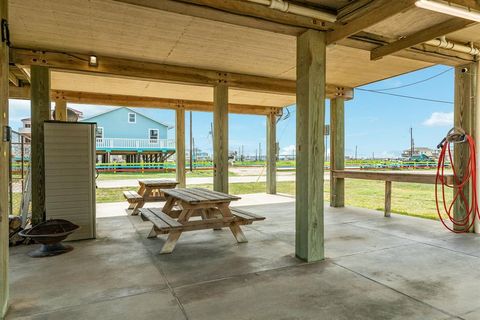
96 138 175 149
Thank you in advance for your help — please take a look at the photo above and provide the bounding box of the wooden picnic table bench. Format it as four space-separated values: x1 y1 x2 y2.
139 188 265 254
124 179 179 215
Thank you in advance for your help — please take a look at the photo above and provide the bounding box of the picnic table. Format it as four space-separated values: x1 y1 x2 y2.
139 188 265 254
123 179 179 215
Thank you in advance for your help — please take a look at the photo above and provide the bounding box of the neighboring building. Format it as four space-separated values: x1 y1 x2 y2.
401 147 439 159
81 107 174 163
18 107 83 140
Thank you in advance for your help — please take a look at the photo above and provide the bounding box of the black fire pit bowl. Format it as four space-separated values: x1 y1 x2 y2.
19 219 80 258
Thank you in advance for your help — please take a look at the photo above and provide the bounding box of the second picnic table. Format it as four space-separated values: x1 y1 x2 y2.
123 179 179 214
139 188 265 254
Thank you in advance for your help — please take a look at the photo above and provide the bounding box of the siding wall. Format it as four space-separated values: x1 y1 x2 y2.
82 108 168 140
44 122 96 240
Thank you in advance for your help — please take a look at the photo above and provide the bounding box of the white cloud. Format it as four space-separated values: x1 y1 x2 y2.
423 112 453 127
281 144 296 154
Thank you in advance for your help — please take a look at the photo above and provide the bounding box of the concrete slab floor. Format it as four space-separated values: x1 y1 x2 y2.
6 194 480 319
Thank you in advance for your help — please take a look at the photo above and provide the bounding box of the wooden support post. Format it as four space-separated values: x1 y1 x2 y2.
329 98 345 207
176 107 186 187
384 181 392 217
266 112 277 194
213 84 229 193
0 0 9 316
475 63 480 233
454 64 475 232
31 66 50 225
54 100 67 121
295 30 326 262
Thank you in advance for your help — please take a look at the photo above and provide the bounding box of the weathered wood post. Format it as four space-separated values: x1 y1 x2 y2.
213 84 229 193
54 99 67 121
31 66 51 225
475 62 480 233
384 181 392 217
329 97 345 207
454 63 475 232
176 106 186 187
0 0 9 315
295 30 326 262
266 111 277 194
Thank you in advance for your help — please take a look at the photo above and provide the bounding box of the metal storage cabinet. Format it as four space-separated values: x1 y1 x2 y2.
44 121 96 240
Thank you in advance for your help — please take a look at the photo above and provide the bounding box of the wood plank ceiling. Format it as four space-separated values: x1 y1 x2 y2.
8 0 478 108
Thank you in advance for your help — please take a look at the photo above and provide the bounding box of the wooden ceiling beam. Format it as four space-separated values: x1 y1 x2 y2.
15 64 30 82
114 0 306 36
370 18 475 60
9 48 353 99
10 86 282 115
8 71 19 87
327 0 416 45
130 0 333 30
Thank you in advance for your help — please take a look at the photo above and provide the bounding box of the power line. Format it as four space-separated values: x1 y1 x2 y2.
367 67 453 91
356 88 454 105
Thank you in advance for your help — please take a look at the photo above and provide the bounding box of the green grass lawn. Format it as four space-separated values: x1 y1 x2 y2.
96 169 236 180
95 179 450 220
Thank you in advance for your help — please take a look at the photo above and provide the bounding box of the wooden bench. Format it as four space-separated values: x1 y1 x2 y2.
231 207 266 224
123 191 143 210
332 170 454 217
140 207 265 236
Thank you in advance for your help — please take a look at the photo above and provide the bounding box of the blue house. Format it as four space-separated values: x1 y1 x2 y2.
81 107 175 164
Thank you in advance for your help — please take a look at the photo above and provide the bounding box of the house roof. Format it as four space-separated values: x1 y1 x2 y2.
81 107 173 129
21 107 83 122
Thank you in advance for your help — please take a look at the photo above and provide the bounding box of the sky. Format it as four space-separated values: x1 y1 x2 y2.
8 64 455 158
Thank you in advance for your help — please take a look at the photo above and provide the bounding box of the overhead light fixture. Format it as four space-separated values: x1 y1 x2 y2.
89 55 98 67
415 0 480 22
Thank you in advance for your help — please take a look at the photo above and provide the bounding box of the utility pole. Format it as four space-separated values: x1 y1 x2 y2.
189 111 193 172
355 145 358 160
410 127 415 157
259 142 262 162
210 122 214 159
193 137 196 164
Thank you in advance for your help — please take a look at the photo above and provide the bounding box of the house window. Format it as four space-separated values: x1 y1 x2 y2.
24 123 31 128
149 129 159 142
95 127 104 140
128 113 136 123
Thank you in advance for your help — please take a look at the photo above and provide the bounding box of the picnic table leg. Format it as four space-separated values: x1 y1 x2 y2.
132 200 145 215
218 204 248 243
206 208 223 230
160 231 182 254
132 186 152 215
148 226 159 238
159 208 193 254
162 197 176 215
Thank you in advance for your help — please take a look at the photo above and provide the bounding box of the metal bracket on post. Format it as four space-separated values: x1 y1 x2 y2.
2 126 11 142
1 19 10 47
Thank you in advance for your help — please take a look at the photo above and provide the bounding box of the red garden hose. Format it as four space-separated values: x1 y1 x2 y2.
435 128 479 233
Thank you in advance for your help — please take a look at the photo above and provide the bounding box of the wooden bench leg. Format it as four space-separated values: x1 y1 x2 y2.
132 200 145 216
229 224 248 243
160 231 182 254
147 226 158 238
385 181 392 217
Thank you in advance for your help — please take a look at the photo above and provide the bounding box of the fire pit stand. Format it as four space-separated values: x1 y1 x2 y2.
19 219 80 258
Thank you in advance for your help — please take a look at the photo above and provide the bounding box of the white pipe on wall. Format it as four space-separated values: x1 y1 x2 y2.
425 37 480 56
245 0 337 22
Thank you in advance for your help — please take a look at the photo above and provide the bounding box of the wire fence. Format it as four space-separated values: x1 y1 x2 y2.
10 130 30 216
